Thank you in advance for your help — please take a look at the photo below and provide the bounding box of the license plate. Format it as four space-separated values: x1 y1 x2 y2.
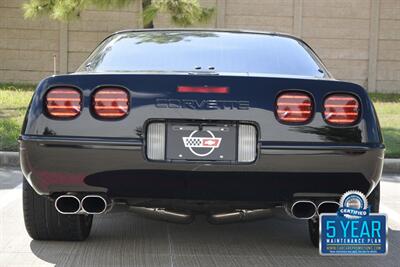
166 122 237 162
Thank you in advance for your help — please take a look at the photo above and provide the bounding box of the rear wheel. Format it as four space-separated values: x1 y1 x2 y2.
308 218 319 248
23 177 93 241
368 183 380 213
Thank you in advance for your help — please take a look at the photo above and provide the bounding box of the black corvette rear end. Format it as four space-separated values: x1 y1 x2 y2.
20 30 384 244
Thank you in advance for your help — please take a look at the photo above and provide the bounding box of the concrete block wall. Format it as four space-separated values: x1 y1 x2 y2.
0 0 59 83
301 0 371 88
378 0 400 92
0 0 399 93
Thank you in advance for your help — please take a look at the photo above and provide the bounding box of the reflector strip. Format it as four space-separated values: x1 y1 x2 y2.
147 123 166 160
238 124 257 163
47 105 80 109
92 98 128 101
94 113 127 116
326 119 356 123
95 91 128 95
277 110 311 114
324 112 358 116
177 86 229 94
278 95 310 99
47 98 80 101
47 90 80 94
277 102 312 106
325 97 356 101
324 104 358 108
280 117 312 121
94 106 128 110
49 112 79 116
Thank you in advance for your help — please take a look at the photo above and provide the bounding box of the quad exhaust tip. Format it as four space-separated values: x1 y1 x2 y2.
317 201 340 215
55 195 81 214
81 195 109 214
55 194 110 215
290 200 317 219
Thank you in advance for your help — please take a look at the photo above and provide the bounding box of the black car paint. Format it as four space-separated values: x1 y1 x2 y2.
20 30 384 209
20 73 384 207
23 74 380 143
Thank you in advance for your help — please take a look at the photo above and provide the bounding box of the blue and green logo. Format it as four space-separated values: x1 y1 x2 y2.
320 190 387 255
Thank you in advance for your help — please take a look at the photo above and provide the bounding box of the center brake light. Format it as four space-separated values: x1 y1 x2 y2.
93 88 129 119
177 86 229 94
276 92 313 123
46 87 82 118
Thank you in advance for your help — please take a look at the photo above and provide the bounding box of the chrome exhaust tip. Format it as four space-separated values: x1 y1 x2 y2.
81 195 109 214
317 201 340 215
55 195 81 214
291 200 317 219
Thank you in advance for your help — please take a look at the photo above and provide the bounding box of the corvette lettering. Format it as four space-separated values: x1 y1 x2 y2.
155 99 250 110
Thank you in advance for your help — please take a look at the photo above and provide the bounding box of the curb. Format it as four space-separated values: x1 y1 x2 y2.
0 151 400 173
383 159 400 174
0 151 19 167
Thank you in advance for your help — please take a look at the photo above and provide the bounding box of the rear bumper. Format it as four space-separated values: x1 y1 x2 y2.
20 135 384 203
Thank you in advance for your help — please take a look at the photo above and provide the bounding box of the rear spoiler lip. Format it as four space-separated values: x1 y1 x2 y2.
67 71 334 81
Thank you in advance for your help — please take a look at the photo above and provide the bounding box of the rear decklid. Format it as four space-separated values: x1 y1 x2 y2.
23 73 381 145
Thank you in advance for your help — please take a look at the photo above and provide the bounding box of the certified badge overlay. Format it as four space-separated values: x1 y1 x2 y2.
320 190 388 255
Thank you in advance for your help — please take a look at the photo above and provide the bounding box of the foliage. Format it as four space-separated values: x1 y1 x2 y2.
0 84 34 151
23 0 214 27
374 102 400 158
369 92 400 103
143 0 214 27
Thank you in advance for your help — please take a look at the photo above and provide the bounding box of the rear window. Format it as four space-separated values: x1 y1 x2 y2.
78 31 326 77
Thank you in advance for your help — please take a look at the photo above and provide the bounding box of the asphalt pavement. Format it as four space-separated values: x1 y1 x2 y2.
0 167 399 267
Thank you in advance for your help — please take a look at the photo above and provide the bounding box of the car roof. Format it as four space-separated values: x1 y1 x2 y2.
106 28 328 73
81 28 332 79
111 28 304 42
108 28 317 59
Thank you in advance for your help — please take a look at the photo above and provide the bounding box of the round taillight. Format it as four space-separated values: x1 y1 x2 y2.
324 94 360 125
45 88 82 118
93 88 129 119
276 92 313 123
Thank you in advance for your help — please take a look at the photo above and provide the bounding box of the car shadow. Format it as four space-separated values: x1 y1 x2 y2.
29 207 400 266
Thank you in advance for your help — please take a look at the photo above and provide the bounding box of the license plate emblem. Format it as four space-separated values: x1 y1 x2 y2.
183 130 222 157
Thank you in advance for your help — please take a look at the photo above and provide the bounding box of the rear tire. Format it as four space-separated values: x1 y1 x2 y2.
368 183 380 213
23 177 93 241
308 218 319 248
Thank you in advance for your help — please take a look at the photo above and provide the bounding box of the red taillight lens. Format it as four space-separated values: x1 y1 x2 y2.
93 88 129 119
46 88 81 118
324 94 359 125
276 92 313 123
